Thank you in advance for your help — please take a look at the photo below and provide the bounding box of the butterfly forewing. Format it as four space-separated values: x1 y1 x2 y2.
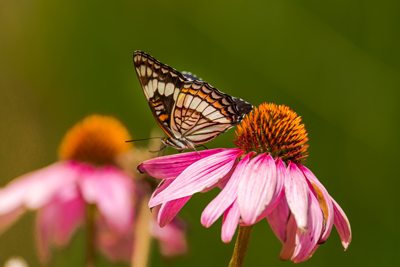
133 51 253 149
133 51 187 137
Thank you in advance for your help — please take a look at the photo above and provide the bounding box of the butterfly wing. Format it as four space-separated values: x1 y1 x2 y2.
170 80 253 145
133 50 253 148
133 51 186 138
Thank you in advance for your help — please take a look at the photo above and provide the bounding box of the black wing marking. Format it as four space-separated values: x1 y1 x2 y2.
133 51 188 137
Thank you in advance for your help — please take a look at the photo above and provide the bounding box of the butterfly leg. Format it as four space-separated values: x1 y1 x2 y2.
157 145 167 157
192 147 201 157
196 145 208 150
149 143 167 156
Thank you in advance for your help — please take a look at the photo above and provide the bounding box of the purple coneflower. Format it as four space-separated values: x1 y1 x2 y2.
0 115 188 266
139 103 351 264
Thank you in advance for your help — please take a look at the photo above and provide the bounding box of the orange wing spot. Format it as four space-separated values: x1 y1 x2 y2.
151 101 162 107
197 91 207 99
181 88 189 93
213 102 223 109
220 109 229 116
189 89 198 95
159 114 169 122
206 95 215 103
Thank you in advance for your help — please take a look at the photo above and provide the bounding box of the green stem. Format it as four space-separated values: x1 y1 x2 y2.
131 196 152 267
228 225 254 267
86 204 96 267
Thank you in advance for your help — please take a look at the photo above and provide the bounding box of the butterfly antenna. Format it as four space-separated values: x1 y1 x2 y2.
125 137 164 143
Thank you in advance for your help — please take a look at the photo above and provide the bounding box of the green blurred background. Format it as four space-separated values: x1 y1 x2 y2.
1 0 399 266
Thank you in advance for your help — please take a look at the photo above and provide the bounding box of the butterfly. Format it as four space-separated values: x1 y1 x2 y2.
133 51 253 151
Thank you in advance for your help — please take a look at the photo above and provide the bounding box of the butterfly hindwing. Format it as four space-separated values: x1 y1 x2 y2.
133 50 253 149
170 81 240 145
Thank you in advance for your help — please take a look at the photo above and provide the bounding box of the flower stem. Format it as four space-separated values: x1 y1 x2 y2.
86 204 96 267
131 195 152 267
228 225 254 267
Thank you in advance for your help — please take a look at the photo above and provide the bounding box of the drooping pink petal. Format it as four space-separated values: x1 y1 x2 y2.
35 184 84 264
266 195 290 243
301 165 334 243
149 149 243 207
158 196 191 227
151 179 174 199
201 152 254 228
279 214 297 261
79 166 134 233
138 148 227 179
152 179 191 227
221 200 241 243
97 216 133 263
151 215 188 257
0 162 69 214
0 206 25 234
291 191 323 263
25 161 79 209
238 153 277 225
254 158 286 223
51 186 85 246
332 198 352 250
285 162 309 231
302 244 320 262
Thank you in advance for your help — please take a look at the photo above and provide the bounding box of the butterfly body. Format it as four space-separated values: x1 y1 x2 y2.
133 51 253 151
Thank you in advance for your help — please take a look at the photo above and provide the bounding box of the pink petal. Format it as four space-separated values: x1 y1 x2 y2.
52 187 85 246
151 179 174 199
254 158 286 223
152 178 194 227
0 162 70 214
238 153 277 225
151 215 188 257
266 195 290 243
25 161 79 209
149 149 243 207
79 166 134 233
332 198 352 250
201 152 254 228
151 178 191 227
97 216 133 263
36 184 84 264
291 191 324 263
138 148 227 179
302 244 320 262
0 206 25 234
285 162 309 231
221 200 241 243
279 214 297 261
158 196 191 227
300 165 334 243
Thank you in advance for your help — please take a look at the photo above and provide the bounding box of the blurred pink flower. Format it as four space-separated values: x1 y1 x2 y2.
139 103 352 263
0 115 188 264
98 207 187 263
0 115 135 263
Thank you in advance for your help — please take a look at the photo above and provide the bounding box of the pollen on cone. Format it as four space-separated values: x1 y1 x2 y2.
233 103 309 164
58 114 132 166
